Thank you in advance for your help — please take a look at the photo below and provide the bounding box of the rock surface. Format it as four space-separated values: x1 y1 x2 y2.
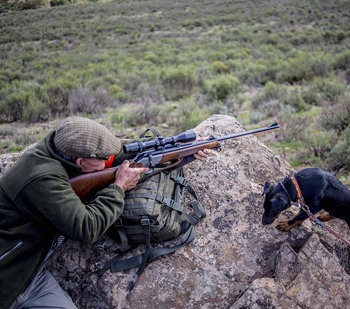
2 115 350 308
231 234 350 309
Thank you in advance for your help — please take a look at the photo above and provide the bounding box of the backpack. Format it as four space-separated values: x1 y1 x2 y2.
99 129 206 290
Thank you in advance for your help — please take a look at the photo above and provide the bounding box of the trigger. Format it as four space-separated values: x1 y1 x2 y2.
145 166 155 175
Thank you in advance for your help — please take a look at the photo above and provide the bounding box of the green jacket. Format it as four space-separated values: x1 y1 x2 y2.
0 131 127 309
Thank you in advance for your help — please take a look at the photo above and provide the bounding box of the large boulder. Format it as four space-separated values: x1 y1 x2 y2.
2 115 350 308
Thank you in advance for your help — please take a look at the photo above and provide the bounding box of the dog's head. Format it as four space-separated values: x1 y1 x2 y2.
261 180 291 225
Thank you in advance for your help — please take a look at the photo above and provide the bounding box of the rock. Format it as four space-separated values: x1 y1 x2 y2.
2 115 350 308
0 144 36 177
231 234 350 308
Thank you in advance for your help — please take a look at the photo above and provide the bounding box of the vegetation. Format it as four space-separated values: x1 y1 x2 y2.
1 0 350 182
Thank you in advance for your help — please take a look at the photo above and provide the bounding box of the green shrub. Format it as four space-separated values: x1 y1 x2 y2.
50 0 66 6
321 95 350 131
277 110 308 142
299 130 337 167
109 84 121 95
210 61 228 74
264 81 282 100
40 78 79 117
22 98 48 123
279 53 331 84
251 82 284 109
283 89 311 112
144 52 159 63
159 65 197 100
174 100 210 132
312 77 346 101
208 51 227 62
202 75 241 101
301 89 323 105
114 91 131 103
329 126 350 171
333 50 350 70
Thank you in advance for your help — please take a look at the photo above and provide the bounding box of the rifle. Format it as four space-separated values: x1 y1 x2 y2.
70 122 279 199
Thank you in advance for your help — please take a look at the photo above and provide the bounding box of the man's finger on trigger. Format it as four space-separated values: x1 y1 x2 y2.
135 167 149 174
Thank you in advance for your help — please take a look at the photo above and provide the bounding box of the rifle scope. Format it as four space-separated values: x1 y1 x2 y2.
123 131 197 154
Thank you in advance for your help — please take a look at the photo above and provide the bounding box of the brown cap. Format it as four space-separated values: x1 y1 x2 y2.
54 117 121 159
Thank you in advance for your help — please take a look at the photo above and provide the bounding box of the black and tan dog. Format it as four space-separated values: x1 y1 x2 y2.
262 167 350 231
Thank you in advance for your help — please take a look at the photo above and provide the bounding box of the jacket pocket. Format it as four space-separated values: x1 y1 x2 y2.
0 240 23 262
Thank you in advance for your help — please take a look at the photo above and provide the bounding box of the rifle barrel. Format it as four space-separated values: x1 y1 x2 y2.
216 122 279 142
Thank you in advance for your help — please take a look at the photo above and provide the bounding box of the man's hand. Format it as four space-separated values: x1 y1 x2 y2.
193 137 213 160
114 160 149 192
194 148 212 160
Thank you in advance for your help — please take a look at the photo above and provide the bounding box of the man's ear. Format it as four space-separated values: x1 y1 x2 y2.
262 182 273 196
75 158 83 167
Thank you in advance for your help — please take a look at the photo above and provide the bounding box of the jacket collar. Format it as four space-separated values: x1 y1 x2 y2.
45 131 83 178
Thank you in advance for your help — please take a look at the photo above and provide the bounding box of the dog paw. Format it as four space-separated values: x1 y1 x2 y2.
276 220 293 232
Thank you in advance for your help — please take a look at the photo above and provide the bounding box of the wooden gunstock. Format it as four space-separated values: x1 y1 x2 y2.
159 140 219 163
70 166 119 199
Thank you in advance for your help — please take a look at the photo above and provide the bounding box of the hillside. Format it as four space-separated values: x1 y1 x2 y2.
0 0 350 181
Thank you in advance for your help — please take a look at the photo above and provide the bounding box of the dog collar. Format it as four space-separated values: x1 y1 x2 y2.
291 176 305 205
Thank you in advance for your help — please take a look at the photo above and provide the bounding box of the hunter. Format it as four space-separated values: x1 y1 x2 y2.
0 116 211 309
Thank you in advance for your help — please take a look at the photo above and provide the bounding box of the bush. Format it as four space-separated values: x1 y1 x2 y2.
68 87 105 114
329 126 350 172
174 100 210 132
159 65 197 100
283 89 311 112
144 52 159 63
277 111 308 142
300 130 337 162
114 91 131 103
301 89 323 105
312 77 346 101
0 90 32 121
251 82 284 109
278 53 331 84
202 75 241 101
321 95 350 131
210 61 228 74
333 50 350 70
22 99 48 123
50 0 66 6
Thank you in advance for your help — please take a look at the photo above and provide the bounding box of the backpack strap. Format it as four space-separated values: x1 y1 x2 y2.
137 216 151 276
124 192 184 213
139 128 161 138
180 182 206 226
100 220 197 291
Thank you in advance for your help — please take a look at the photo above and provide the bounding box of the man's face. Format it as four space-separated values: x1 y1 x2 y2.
76 158 106 173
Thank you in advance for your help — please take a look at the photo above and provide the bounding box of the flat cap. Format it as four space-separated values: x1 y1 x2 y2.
54 116 121 159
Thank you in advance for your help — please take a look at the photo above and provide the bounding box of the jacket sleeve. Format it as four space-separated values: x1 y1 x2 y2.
16 173 125 245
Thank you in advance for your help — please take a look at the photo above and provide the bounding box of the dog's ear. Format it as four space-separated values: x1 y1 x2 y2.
272 195 289 211
262 182 273 196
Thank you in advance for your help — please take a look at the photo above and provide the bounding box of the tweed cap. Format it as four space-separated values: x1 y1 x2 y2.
54 117 121 159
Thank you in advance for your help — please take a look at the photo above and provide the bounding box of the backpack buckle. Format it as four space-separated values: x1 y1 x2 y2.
161 197 175 208
140 217 150 227
172 176 189 187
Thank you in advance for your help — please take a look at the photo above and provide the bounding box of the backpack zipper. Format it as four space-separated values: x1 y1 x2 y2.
0 240 23 261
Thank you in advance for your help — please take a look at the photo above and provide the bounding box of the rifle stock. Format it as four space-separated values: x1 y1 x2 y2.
70 166 119 199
